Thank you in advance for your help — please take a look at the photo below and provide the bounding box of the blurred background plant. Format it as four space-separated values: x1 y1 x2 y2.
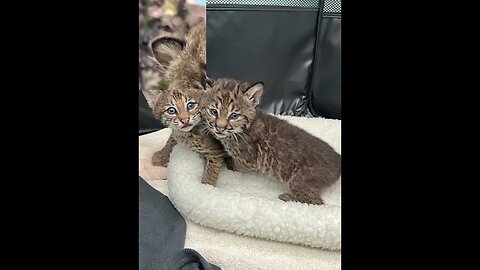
139 0 205 103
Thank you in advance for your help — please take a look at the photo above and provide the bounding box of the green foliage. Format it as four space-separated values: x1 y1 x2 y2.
154 79 170 91
140 0 204 92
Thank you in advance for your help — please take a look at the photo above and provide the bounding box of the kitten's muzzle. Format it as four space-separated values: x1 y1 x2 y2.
179 118 193 130
213 131 229 138
213 126 228 137
215 126 226 132
180 124 194 131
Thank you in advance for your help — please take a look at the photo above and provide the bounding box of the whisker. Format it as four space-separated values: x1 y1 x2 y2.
237 132 246 141
232 133 239 144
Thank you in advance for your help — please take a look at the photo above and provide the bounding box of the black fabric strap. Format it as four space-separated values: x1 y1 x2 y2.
306 0 325 116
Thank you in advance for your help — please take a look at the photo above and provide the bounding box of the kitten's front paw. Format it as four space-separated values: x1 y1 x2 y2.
152 150 169 167
201 174 217 186
279 193 325 205
278 193 295 202
225 157 236 171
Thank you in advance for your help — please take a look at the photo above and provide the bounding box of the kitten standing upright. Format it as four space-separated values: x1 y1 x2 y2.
148 23 228 186
201 79 341 205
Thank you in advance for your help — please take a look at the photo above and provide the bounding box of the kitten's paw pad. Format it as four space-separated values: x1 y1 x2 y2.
278 193 295 202
152 151 169 167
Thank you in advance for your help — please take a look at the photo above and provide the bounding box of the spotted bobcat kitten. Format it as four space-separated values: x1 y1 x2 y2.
201 79 341 204
149 23 228 185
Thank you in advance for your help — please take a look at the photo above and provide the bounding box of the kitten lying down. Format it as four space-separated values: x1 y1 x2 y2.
200 79 341 205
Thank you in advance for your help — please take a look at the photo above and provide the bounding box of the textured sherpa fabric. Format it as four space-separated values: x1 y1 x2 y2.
167 115 341 250
139 119 341 269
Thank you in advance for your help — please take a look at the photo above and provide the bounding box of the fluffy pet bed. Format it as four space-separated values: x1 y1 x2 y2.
167 115 341 250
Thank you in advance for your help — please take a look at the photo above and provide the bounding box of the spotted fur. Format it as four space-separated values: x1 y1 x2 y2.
149 23 229 186
201 78 342 204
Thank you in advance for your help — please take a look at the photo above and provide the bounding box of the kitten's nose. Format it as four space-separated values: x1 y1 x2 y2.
181 118 190 125
216 119 227 132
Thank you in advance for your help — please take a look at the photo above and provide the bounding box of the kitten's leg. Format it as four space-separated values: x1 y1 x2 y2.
279 174 327 205
224 156 250 173
280 165 340 205
278 193 296 202
224 156 245 172
152 135 177 167
201 155 224 186
279 183 324 205
224 156 236 171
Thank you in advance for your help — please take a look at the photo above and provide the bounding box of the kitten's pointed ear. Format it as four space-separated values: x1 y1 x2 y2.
243 82 264 108
148 90 163 110
149 35 186 70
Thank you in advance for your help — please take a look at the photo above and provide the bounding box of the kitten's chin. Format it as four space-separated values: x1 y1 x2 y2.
213 132 229 139
171 124 195 132
179 125 195 132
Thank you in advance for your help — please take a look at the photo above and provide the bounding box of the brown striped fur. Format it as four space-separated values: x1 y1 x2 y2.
201 78 341 205
149 23 228 186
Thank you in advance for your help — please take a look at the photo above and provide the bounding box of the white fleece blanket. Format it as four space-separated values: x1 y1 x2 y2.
139 115 341 269
167 115 341 250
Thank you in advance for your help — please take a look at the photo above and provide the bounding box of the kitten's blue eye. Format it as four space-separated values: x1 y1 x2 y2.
166 107 177 115
210 109 218 117
229 112 239 120
186 102 196 110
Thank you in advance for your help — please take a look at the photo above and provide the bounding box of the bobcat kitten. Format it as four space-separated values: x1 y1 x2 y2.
201 79 341 205
149 23 228 186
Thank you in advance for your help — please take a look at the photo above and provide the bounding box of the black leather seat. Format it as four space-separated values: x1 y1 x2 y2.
139 0 341 132
206 0 341 119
